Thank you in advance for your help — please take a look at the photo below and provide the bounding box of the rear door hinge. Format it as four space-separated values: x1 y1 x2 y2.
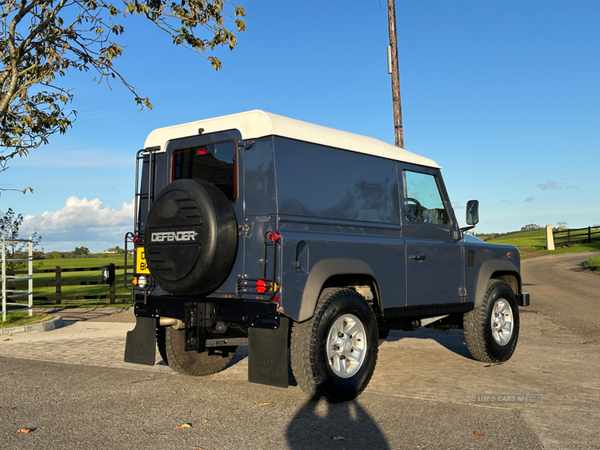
239 223 250 235
237 139 256 151
459 287 467 297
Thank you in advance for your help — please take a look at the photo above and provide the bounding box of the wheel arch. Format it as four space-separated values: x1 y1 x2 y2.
474 260 522 307
298 258 382 323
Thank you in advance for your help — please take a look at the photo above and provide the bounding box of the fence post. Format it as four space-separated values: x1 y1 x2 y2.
546 225 555 250
589 226 592 243
109 281 116 304
55 266 62 305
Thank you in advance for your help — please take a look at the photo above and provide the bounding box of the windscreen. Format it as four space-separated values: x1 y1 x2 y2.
172 141 236 202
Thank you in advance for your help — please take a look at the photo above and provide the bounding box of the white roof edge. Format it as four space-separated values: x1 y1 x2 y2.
143 110 440 168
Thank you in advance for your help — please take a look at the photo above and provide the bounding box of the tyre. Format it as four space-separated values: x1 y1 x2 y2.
165 327 237 376
156 323 168 366
464 280 520 363
144 178 237 296
290 288 379 402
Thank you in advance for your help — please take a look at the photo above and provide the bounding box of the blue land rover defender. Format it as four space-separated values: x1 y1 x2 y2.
124 110 530 402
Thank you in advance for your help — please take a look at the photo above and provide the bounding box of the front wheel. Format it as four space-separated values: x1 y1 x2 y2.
165 327 237 376
464 280 520 363
290 288 379 402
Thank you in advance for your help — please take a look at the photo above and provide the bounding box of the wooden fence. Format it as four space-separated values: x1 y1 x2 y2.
553 226 600 247
6 265 133 305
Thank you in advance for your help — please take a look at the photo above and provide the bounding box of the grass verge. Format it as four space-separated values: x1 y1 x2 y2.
1 312 53 328
582 255 600 272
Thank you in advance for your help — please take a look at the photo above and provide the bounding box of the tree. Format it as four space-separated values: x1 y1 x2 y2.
0 207 42 269
0 0 245 179
521 224 541 231
0 207 22 256
73 246 90 256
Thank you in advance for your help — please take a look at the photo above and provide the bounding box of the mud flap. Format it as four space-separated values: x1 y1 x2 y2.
248 316 289 388
124 316 156 366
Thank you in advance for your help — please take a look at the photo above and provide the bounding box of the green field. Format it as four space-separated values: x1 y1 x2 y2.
478 229 600 260
10 254 133 308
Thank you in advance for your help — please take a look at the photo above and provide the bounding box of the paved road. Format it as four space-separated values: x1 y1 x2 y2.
1 252 599 449
521 251 600 341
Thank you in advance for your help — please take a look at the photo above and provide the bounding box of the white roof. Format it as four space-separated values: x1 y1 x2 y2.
143 110 440 168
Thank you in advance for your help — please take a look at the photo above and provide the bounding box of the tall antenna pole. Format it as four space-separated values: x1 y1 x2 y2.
387 0 404 148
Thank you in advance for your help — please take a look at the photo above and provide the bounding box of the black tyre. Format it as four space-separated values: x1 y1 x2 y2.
165 327 237 376
156 323 168 366
464 280 520 363
144 178 237 296
290 288 379 402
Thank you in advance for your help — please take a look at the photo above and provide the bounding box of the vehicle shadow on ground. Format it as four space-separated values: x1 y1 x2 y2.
35 307 134 323
286 398 390 449
385 328 473 359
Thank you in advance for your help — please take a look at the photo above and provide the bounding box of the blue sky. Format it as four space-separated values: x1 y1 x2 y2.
2 0 599 252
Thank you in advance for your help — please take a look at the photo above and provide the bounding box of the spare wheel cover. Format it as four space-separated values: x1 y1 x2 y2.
144 178 237 295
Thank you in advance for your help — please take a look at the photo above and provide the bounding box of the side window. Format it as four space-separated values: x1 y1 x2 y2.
403 171 450 225
172 141 236 202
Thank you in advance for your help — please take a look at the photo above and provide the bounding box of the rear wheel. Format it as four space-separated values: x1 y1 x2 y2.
464 280 520 363
165 327 237 376
290 288 379 402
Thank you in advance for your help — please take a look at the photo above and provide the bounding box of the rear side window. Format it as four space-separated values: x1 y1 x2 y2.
172 142 236 202
403 171 450 225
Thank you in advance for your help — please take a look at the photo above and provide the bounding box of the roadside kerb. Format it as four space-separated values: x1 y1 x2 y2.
0 315 63 335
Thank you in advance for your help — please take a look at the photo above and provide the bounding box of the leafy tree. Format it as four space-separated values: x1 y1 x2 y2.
521 224 541 231
0 0 246 180
73 246 90 256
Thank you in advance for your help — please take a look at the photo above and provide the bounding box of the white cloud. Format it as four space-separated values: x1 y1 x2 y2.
22 197 133 232
538 180 575 190
20 197 134 252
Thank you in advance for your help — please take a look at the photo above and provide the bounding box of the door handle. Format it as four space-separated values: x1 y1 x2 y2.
410 254 426 261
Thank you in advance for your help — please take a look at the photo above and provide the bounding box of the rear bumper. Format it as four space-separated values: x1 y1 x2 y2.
133 294 279 324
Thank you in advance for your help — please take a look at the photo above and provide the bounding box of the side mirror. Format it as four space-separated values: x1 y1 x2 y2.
466 200 479 226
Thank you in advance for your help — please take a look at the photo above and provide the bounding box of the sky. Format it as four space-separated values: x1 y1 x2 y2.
1 0 599 253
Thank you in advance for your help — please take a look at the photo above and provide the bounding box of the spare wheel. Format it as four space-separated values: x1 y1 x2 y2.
144 178 237 296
